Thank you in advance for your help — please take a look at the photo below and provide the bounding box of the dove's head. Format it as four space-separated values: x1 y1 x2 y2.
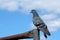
30 9 39 17
30 9 37 13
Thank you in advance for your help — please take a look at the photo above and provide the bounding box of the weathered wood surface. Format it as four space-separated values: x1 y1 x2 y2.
0 29 40 40
0 30 33 40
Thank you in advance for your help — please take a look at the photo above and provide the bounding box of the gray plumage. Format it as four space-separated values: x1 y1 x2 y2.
30 9 51 38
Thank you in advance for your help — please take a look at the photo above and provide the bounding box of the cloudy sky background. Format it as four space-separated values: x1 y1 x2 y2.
0 0 60 40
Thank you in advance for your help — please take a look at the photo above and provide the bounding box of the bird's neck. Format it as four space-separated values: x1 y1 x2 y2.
32 12 39 17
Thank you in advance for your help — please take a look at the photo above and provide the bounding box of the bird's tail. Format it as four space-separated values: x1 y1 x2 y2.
39 26 51 38
44 33 47 38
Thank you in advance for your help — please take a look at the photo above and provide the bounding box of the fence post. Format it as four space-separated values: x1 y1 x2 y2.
33 29 40 40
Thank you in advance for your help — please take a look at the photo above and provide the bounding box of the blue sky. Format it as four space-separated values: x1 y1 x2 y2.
0 0 60 40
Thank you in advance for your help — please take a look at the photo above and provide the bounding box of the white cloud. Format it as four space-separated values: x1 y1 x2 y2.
0 0 19 11
19 0 60 14
46 19 60 32
41 14 57 20
0 0 60 13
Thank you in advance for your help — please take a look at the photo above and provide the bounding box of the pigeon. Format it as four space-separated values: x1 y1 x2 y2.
30 9 51 38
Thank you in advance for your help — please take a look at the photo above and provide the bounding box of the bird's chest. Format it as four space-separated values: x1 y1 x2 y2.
33 17 42 22
33 17 42 25
33 18 40 23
